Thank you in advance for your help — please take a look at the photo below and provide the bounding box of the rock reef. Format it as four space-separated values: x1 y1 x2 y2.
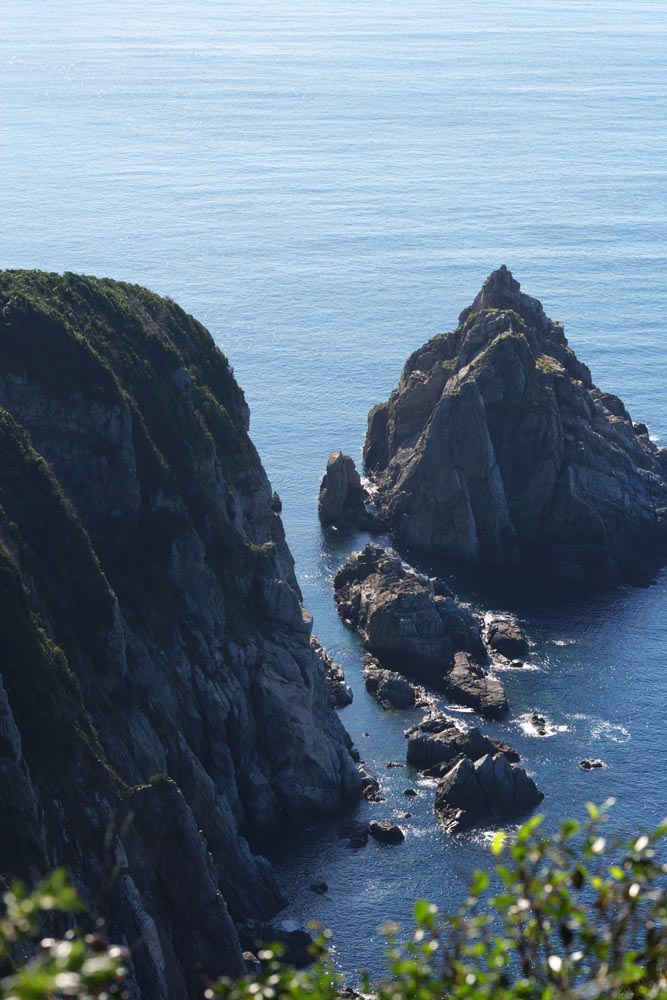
333 545 507 719
0 271 360 999
364 266 667 587
405 713 542 833
435 753 544 834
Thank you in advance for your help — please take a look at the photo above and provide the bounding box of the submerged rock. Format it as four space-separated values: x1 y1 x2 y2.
318 451 386 532
337 820 370 849
580 757 606 770
335 545 507 718
364 266 667 587
435 753 544 834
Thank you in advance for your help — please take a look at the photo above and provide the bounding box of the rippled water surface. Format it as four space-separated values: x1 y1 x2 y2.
2 0 667 979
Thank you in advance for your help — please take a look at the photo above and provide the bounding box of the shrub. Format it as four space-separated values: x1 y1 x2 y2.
0 869 126 999
5 802 667 999
212 800 667 1000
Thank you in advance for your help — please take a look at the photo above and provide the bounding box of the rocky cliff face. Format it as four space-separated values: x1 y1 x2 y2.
0 271 360 999
364 266 667 586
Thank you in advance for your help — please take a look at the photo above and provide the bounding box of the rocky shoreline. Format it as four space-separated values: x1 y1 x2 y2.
313 268 665 849
0 266 654 995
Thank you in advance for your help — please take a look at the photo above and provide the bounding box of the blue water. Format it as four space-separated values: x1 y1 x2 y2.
2 0 667 980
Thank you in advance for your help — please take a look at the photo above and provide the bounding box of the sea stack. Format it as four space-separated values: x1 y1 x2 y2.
364 266 667 587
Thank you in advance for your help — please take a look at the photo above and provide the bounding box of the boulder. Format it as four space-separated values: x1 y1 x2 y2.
243 952 262 977
358 765 383 802
363 266 667 587
369 820 405 844
363 661 416 709
435 753 544 834
487 619 529 659
443 651 508 719
309 882 328 895
318 451 386 532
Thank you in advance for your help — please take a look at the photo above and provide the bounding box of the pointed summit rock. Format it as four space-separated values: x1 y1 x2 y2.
364 268 667 587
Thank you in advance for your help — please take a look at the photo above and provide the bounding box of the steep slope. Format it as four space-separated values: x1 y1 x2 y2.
364 266 667 587
0 271 360 999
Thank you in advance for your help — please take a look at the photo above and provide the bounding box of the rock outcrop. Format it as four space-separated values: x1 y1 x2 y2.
334 545 507 718
364 266 667 587
486 619 529 660
318 451 386 532
313 638 354 708
434 754 544 834
363 661 416 709
0 271 360 999
405 713 520 775
443 651 508 720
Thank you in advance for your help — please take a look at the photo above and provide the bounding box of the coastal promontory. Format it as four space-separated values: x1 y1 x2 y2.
0 271 360 999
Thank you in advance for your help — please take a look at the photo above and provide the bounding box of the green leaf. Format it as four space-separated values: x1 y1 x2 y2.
470 870 490 896
517 814 544 842
560 819 580 840
413 900 437 926
491 830 506 856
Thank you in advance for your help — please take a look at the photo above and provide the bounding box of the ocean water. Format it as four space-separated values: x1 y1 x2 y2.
2 0 667 980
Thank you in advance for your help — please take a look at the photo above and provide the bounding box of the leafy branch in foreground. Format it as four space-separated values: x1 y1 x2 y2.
3 802 667 999
212 799 667 1000
0 869 126 999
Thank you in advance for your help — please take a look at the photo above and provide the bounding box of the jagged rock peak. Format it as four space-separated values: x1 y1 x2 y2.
318 450 386 533
364 269 667 588
463 264 544 323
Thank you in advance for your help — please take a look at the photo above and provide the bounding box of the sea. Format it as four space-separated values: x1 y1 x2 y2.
2 0 666 980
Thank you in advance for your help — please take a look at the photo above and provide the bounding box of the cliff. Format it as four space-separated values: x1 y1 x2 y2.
364 266 667 587
0 271 359 999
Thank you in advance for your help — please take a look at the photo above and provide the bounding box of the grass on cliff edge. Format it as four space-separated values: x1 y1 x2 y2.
4 801 667 1000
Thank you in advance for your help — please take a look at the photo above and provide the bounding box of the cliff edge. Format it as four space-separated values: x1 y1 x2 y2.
0 271 359 999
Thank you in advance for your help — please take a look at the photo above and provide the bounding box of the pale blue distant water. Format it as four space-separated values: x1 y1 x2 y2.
2 0 667 979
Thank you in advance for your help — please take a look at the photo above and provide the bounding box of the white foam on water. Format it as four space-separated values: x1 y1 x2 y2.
592 721 631 743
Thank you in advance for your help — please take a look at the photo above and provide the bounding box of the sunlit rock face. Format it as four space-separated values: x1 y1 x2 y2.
364 266 667 588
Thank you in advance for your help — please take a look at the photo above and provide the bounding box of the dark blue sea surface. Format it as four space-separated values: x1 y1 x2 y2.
2 0 666 979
